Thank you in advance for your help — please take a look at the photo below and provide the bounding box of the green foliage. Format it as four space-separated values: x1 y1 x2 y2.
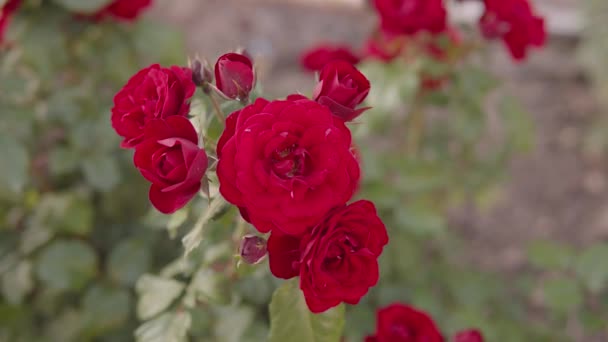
268 279 346 342
35 240 98 292
0 3 188 340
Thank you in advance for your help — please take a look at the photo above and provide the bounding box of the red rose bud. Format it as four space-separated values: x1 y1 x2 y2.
300 44 361 72
268 201 388 313
239 235 268 265
0 0 21 46
479 0 546 60
454 329 484 342
214 52 255 101
134 116 208 214
365 303 444 342
313 60 371 122
111 64 196 148
94 0 152 21
373 0 447 36
216 97 360 235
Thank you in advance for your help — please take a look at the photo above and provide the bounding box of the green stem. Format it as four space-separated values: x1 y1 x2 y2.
209 93 225 125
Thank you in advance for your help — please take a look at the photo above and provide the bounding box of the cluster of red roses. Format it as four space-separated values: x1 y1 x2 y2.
110 52 258 214
302 0 546 75
217 58 388 313
111 47 388 312
366 303 484 342
0 0 152 46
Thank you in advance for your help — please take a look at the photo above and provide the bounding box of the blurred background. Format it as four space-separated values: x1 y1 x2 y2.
2 0 608 341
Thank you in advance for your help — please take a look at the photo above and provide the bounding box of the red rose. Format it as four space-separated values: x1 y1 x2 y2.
95 0 152 21
300 44 361 72
366 303 444 342
214 53 255 100
268 201 388 313
373 0 447 36
111 64 196 148
453 329 484 342
479 0 546 60
216 97 360 235
312 61 370 121
134 116 208 214
0 0 21 45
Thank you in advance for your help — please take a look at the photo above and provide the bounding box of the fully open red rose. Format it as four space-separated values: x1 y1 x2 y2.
300 44 361 72
216 97 360 235
134 116 208 214
0 0 21 45
214 52 255 100
111 64 195 148
95 0 152 21
365 303 444 342
268 201 388 313
453 329 484 342
479 0 546 60
373 0 447 36
312 60 370 122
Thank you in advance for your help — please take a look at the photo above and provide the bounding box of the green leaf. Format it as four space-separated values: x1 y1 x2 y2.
82 154 120 191
575 243 608 293
135 311 191 342
541 277 583 314
0 136 28 194
30 193 93 236
182 196 229 257
527 240 573 270
268 279 345 342
136 274 185 320
213 306 254 342
35 240 98 292
48 147 81 176
182 268 230 308
107 239 152 287
1 260 33 305
82 285 131 337
52 0 113 13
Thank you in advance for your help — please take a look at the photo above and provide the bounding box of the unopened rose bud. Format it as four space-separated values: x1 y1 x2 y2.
214 52 255 101
190 59 204 86
239 235 267 265
190 58 214 93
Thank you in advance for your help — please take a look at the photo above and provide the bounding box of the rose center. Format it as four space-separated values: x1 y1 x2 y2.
271 143 310 179
154 147 184 181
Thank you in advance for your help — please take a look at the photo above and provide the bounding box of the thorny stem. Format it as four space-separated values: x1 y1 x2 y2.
209 93 225 124
232 215 248 246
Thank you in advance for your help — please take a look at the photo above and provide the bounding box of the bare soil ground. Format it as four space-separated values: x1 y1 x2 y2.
150 0 607 271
